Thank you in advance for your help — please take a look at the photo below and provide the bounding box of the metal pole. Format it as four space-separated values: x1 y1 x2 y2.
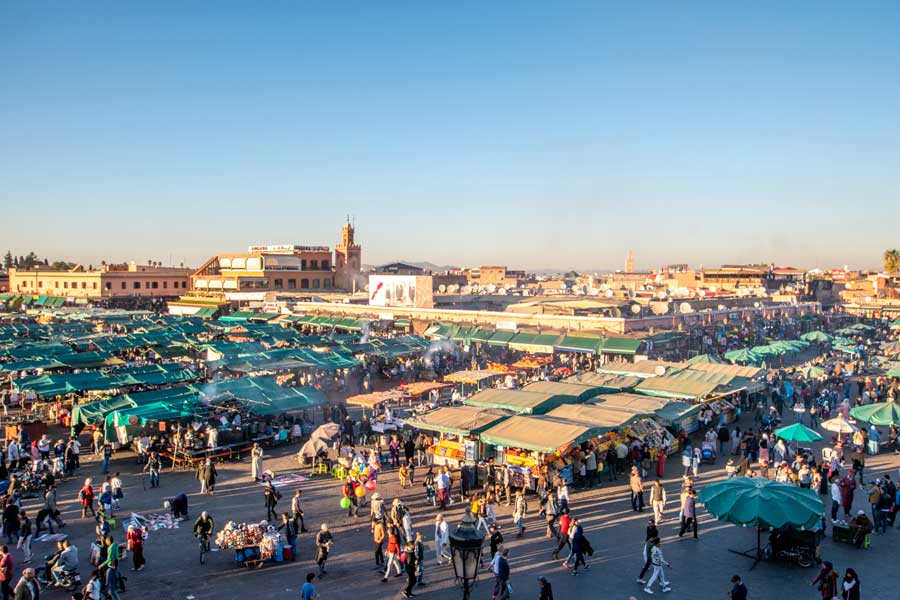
462 579 470 600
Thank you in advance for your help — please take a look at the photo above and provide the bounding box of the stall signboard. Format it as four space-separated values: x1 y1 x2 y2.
368 275 434 309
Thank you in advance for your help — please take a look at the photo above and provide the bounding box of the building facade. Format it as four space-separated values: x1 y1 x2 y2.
8 263 192 299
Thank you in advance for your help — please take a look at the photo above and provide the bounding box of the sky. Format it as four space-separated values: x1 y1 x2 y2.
2 2 899 272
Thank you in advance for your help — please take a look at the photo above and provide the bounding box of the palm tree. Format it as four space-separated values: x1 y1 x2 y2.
883 249 900 273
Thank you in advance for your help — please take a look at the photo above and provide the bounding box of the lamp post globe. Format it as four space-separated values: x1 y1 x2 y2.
448 508 484 600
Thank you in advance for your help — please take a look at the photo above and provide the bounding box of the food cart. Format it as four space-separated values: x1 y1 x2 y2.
404 405 512 468
215 520 283 569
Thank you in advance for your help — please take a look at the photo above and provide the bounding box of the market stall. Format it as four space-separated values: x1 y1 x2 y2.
215 520 284 568
443 370 505 396
463 388 579 415
404 405 512 468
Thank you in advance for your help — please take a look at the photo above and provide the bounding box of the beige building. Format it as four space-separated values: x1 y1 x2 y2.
9 263 192 299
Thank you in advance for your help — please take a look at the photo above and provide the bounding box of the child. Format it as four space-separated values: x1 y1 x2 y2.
398 463 410 488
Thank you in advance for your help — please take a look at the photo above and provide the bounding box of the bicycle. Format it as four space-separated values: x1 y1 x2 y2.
197 532 211 565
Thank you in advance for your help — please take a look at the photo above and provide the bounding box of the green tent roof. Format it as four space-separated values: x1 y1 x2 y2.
508 332 561 354
464 388 578 414
555 334 603 354
486 330 515 347
599 337 643 355
479 415 599 453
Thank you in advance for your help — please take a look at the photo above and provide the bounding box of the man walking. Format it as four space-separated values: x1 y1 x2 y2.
644 537 672 594
678 489 699 539
629 467 645 512
728 574 748 599
279 513 298 561
492 548 510 600
649 479 667 524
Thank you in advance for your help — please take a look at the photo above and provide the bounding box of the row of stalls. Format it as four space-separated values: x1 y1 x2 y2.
396 360 770 492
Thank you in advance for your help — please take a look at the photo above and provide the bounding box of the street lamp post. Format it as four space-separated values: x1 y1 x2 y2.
448 509 484 600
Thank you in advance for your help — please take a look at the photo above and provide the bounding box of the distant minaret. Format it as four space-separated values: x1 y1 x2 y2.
625 249 634 273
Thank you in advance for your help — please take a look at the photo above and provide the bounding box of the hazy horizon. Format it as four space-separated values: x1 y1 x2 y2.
2 3 898 271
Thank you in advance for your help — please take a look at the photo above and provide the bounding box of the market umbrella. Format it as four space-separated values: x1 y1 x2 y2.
685 353 724 365
850 400 900 427
821 415 858 434
773 422 823 443
298 436 331 459
698 478 824 567
752 344 784 356
835 327 859 337
831 336 854 346
310 422 341 440
724 348 763 365
800 331 832 344
798 365 826 379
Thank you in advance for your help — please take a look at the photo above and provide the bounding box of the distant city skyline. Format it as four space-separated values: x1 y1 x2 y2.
2 3 898 271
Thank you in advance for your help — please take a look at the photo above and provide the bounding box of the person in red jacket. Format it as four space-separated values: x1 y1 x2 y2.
79 478 96 518
552 510 572 560
381 524 402 582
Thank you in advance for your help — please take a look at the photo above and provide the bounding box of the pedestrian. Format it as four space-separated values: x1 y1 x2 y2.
433 515 449 565
315 524 333 577
111 471 124 510
105 560 122 600
544 492 559 538
401 541 417 598
197 459 216 495
1 506 18 547
568 519 590 575
382 524 402 582
629 467 645 512
841 567 860 600
11 567 38 600
538 576 554 600
513 490 527 538
728 574 747 600
492 548 510 600
643 537 672 595
551 510 571 560
301 572 319 600
649 479 667 524
810 561 838 599
636 530 654 584
342 477 359 518
372 517 386 568
489 523 503 559
264 481 281 522
0 546 13 600
15 511 31 565
145 451 161 488
279 513 298 561
101 442 112 475
82 569 101 600
125 524 146 571
678 489 699 539
251 443 264 482
292 489 308 533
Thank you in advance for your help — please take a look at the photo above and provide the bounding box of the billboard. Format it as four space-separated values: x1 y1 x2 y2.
368 275 434 309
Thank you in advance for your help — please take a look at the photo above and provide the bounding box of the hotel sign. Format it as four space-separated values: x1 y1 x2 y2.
248 244 330 253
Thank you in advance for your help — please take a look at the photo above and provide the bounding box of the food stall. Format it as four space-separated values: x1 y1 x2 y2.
443 370 505 396
562 371 641 393
404 406 512 468
590 392 700 448
215 520 283 568
463 388 579 415
479 414 601 490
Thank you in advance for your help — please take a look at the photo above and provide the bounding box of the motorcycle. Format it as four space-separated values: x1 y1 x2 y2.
35 552 82 591
763 529 818 568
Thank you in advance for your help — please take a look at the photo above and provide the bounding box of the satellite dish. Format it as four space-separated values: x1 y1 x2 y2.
461 286 471 295
864 296 872 303
497 287 508 295
657 291 667 300
626 290 636 299
581 284 588 294
447 284 459 294
698 289 707 298
680 302 694 314
438 284 446 293
654 365 667 376
650 302 669 315
604 289 614 298
630 304 642 314
599 284 610 292
717 304 726 311
485 284 497 294
608 307 622 318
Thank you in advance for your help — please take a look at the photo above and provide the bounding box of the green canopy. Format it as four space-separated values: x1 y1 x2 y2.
555 334 604 354
685 353 724 365
698 477 824 530
850 401 900 426
800 331 832 343
798 365 826 379
599 337 643 355
889 319 900 330
508 332 561 354
486 331 515 347
773 422 823 443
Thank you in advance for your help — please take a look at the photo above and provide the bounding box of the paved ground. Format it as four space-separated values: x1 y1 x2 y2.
18 412 900 600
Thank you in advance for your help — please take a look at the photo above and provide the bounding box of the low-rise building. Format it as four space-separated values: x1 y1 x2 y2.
8 263 192 299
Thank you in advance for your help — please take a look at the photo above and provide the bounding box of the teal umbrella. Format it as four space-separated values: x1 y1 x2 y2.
774 422 823 443
752 344 784 356
724 348 763 365
699 477 824 530
698 478 824 567
850 400 900 427
800 331 832 344
831 336 854 346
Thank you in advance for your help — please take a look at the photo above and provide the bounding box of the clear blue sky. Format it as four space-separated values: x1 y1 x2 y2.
2 2 899 271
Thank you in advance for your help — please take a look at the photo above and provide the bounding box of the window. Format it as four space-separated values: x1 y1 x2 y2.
321 260 329 270
152 281 158 289
163 281 168 289
63 282 68 289
301 278 309 289
288 278 296 289
312 278 320 288
182 281 187 288
54 281 59 289
301 259 307 270
81 282 87 289
121 282 127 289
133 281 141 289
105 282 112 290
323 279 331 289
92 282 97 289
38 281 43 288
310 260 319 270
274 279 283 289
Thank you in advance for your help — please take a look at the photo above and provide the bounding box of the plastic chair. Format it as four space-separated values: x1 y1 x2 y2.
332 464 347 479
315 462 328 475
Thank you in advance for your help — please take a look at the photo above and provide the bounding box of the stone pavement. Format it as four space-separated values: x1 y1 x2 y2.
20 416 900 600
